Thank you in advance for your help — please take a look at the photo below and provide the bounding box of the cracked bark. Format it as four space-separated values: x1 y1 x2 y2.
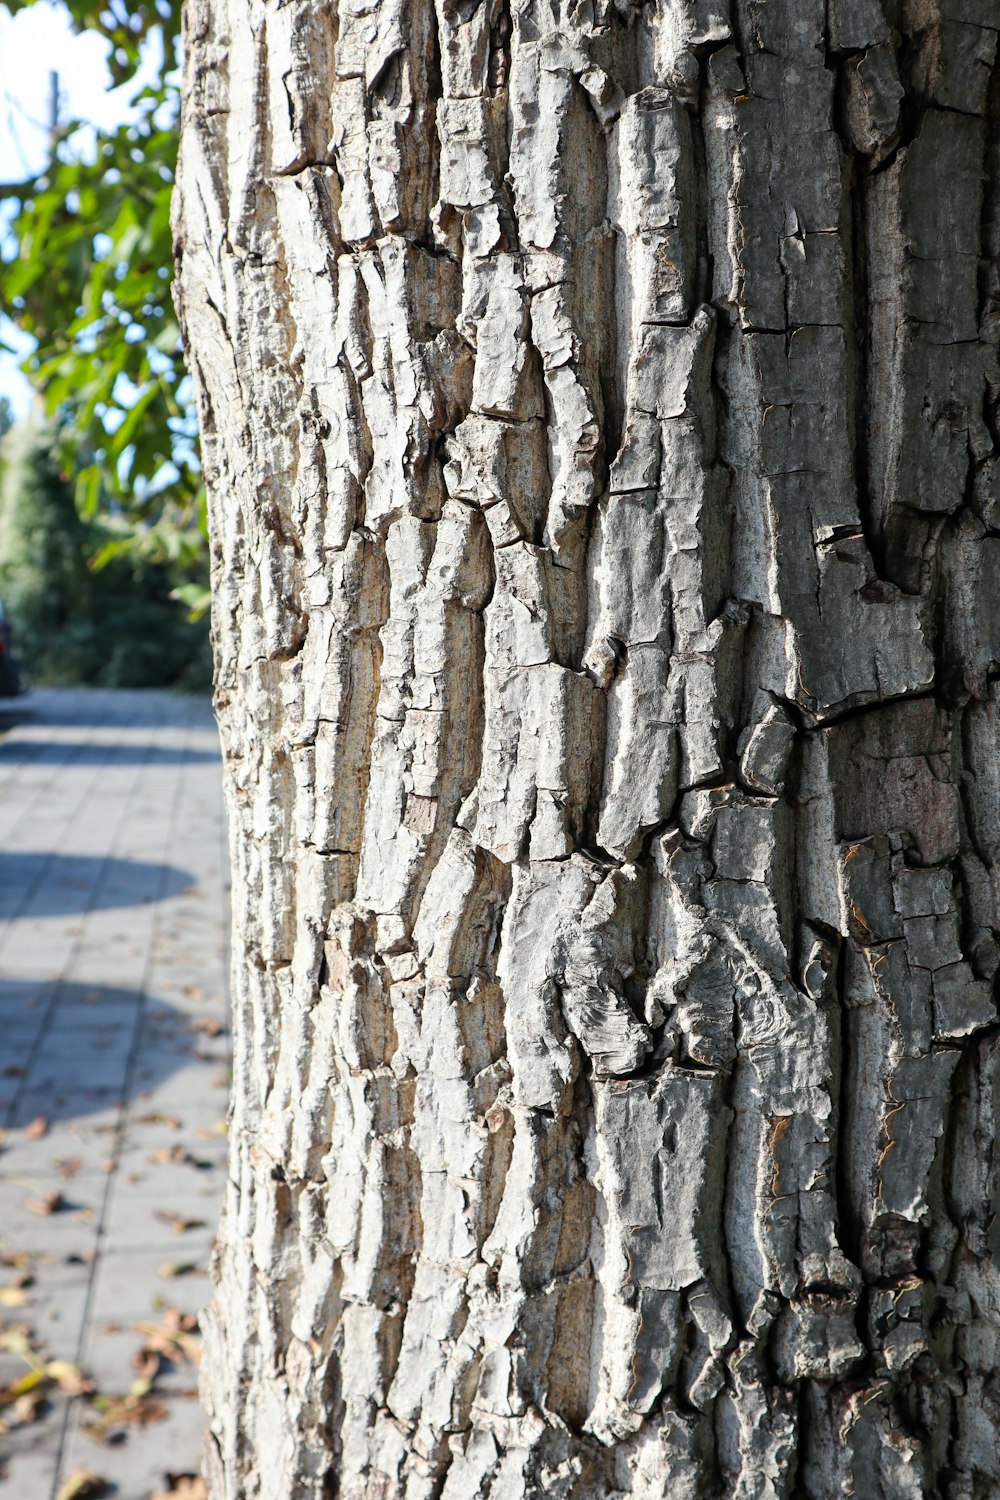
173 1 1000 1496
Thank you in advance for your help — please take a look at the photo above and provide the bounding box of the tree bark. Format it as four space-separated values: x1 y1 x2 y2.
174 2 1000 1496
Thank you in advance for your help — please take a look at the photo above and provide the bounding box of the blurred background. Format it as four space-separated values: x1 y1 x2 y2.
0 9 227 1499
0 0 210 697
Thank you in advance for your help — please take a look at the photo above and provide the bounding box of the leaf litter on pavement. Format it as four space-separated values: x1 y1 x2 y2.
1 1112 208 1460
0 1299 201 1444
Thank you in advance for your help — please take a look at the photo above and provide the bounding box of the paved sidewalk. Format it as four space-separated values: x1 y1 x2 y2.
0 689 229 1500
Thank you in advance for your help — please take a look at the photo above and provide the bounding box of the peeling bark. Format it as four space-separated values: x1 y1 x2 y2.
173 1 1000 1496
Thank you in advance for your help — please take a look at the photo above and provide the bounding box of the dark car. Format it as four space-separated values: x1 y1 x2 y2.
0 600 22 697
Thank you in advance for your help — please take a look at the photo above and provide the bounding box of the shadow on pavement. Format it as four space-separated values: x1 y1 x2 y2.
0 741 218 766
0 980 223 1127
0 691 215 732
0 853 196 916
0 703 31 731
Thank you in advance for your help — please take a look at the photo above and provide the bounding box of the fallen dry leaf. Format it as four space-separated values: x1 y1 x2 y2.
0 1368 48 1409
0 1251 34 1270
23 1116 48 1140
137 1112 181 1130
134 1308 200 1366
146 1145 212 1171
165 1307 197 1333
132 1345 164 1384
55 1471 109 1499
57 1156 83 1181
152 1476 208 1500
46 1360 94 1397
24 1190 68 1216
11 1386 47 1425
147 1145 188 1166
0 1285 31 1308
158 1261 199 1279
0 1324 34 1357
190 1018 224 1037
155 1210 207 1235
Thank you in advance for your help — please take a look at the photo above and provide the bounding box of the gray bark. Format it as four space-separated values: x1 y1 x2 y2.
173 1 1000 1496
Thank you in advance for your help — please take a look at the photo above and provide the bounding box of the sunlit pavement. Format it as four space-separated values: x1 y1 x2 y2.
0 689 229 1500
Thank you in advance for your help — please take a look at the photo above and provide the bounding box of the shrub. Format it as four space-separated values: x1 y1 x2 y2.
0 421 211 692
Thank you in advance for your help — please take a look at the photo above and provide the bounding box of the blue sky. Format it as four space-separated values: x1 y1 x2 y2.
0 1 160 418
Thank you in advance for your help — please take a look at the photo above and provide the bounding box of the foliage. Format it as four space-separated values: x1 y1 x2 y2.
0 420 211 690
1 0 181 88
0 0 208 614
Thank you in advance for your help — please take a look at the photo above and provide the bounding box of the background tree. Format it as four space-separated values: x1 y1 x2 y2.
176 1 1000 1498
1 0 208 609
0 418 211 686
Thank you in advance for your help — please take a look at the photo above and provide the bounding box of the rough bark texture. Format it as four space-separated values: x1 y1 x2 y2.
174 1 1000 1496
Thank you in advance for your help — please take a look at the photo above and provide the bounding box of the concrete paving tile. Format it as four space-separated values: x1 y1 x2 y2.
9 1249 93 1293
0 1009 49 1039
0 1158 112 1200
28 1060 133 1100
97 1194 217 1258
62 1393 207 1500
0 689 226 1495
23 1279 92 1359
0 1136 117 1186
127 1076 230 1117
0 1431 62 1498
0 1201 105 1266
0 981 55 1012
111 1152 226 1209
45 1006 139 1039
108 1198 222 1256
6 1104 122 1148
30 1021 135 1058
87 1251 212 1328
133 1030 226 1070
0 1029 45 1069
0 933 81 981
8 1087 125 1130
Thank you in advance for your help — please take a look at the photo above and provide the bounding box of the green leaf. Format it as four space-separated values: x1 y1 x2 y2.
74 463 102 521
170 582 212 621
110 380 160 450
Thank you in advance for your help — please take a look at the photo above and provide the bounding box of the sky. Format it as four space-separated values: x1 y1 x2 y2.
0 1 160 418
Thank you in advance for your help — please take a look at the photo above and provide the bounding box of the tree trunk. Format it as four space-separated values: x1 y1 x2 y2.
173 2 1000 1496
